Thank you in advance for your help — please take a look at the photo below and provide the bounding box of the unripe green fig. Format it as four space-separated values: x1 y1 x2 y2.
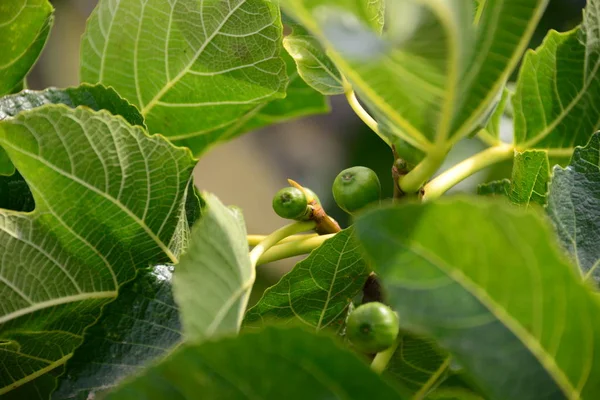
272 187 308 220
346 302 399 354
332 166 381 214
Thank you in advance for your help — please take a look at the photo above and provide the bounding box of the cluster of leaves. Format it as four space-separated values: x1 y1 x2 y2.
1 0 600 399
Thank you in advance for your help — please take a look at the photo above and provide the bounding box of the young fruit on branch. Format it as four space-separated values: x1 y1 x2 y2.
333 166 381 214
346 302 399 354
272 187 310 220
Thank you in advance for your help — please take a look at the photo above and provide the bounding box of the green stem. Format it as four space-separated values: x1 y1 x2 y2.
256 234 335 266
477 128 501 147
248 221 316 267
248 233 318 247
399 149 447 194
423 143 513 201
370 339 400 374
412 357 451 400
344 86 391 147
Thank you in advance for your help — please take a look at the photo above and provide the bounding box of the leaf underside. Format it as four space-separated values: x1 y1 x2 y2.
0 105 196 397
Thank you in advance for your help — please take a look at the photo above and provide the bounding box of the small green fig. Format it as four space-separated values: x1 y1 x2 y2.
303 187 321 206
346 302 399 354
332 166 381 214
272 187 309 220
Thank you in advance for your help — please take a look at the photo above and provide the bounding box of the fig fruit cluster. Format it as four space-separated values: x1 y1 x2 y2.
271 166 380 220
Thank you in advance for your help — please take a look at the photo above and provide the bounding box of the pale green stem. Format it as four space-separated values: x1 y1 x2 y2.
422 144 514 202
399 148 447 194
411 357 451 400
477 128 501 147
248 221 316 267
370 339 400 374
247 233 318 247
344 88 391 147
256 234 335 266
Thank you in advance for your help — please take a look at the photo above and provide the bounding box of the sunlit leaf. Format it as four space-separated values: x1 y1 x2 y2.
0 105 196 396
80 0 292 154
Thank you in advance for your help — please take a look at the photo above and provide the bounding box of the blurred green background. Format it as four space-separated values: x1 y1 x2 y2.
28 0 587 301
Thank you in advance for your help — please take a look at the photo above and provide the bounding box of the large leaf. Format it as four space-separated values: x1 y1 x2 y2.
105 326 404 399
450 0 548 139
80 0 292 154
283 0 474 152
54 183 200 400
0 105 196 396
244 228 370 332
547 133 600 284
53 265 182 400
0 0 53 96
513 0 600 150
173 193 253 342
175 51 329 155
0 84 146 176
356 198 600 400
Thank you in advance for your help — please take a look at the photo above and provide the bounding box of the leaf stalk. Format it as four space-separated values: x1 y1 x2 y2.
248 221 316 267
423 143 514 201
256 234 335 266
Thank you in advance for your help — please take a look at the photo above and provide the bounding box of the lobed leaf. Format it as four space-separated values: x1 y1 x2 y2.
0 105 196 396
80 0 295 154
105 326 404 399
0 84 146 176
356 198 600 400
547 133 600 284
513 0 600 150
